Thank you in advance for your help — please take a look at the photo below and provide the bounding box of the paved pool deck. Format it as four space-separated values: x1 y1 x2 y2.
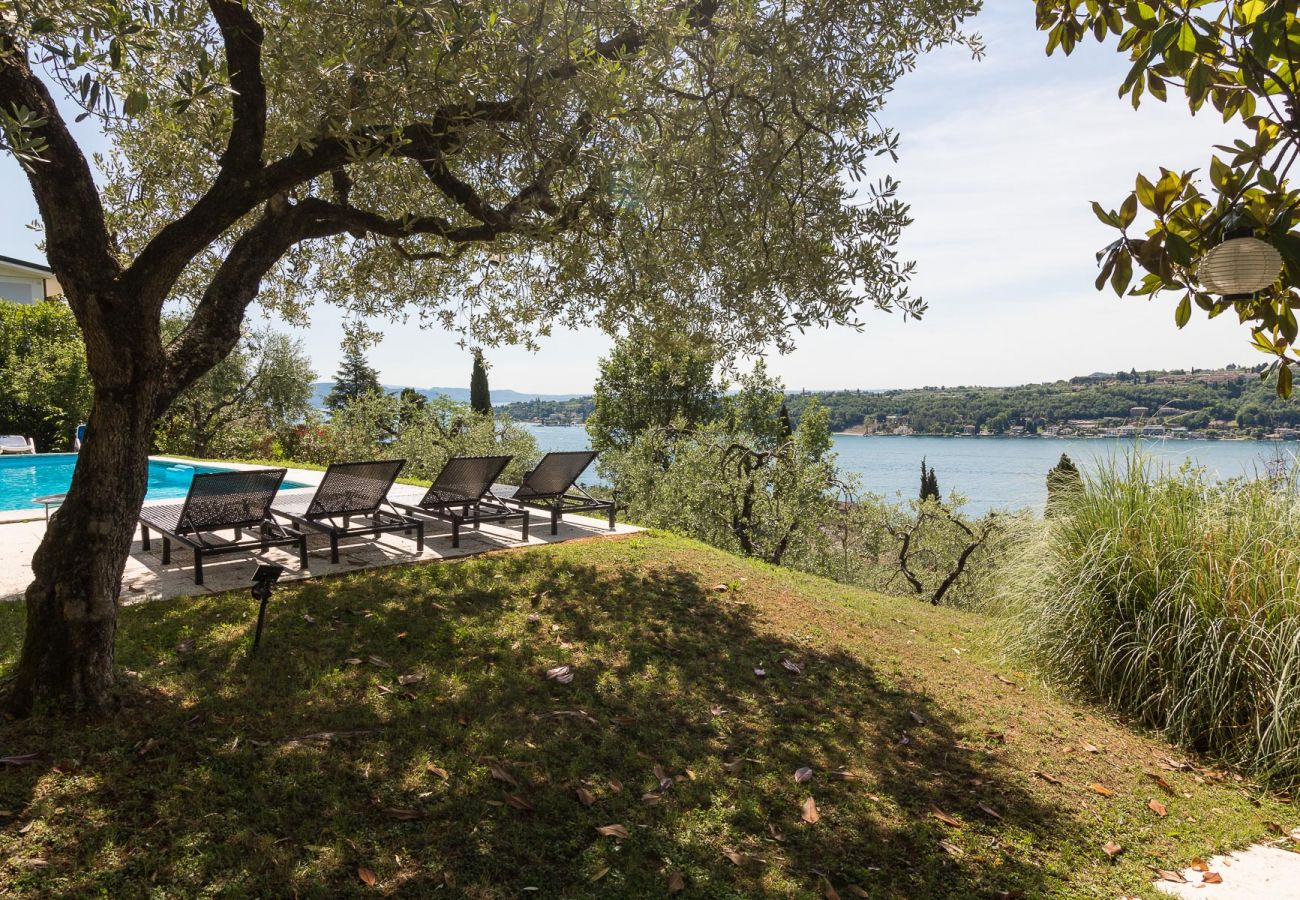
0 457 638 603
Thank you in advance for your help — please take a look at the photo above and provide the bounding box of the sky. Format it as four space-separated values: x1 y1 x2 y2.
0 4 1263 395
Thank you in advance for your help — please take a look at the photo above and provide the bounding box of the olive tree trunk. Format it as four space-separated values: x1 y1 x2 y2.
3 379 160 715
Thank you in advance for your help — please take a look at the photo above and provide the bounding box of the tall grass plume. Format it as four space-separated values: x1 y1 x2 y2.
1003 451 1300 786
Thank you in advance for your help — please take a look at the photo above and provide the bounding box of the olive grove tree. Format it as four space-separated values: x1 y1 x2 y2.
0 0 979 714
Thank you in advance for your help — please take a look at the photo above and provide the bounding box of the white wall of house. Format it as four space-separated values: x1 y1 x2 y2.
0 257 62 305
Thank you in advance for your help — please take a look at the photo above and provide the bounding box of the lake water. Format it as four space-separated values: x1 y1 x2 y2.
522 424 1293 515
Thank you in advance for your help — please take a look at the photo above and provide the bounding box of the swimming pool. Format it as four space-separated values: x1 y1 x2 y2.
0 454 308 512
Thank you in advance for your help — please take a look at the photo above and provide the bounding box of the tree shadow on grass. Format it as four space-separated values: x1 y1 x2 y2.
2 541 1081 897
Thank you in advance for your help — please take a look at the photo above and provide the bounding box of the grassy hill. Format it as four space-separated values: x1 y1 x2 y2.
0 533 1292 897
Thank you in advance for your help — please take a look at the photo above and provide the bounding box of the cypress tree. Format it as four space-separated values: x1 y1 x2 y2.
778 401 794 439
919 458 940 502
470 349 492 414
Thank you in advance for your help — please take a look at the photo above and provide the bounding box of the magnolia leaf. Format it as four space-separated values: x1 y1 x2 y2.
596 823 630 839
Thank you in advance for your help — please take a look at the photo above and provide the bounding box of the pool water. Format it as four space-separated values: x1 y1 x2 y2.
0 454 307 512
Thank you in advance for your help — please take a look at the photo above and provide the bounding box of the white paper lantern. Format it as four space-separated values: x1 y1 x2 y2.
1197 236 1283 296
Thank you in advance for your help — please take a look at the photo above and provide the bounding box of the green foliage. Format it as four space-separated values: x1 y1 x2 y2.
1035 0 1300 393
295 390 538 484
919 457 940 502
785 367 1291 433
586 338 721 456
0 299 91 451
153 320 316 458
469 349 492 415
606 369 838 567
1003 454 1300 786
24 0 985 360
721 361 790 450
324 339 381 416
1045 452 1082 510
612 420 840 567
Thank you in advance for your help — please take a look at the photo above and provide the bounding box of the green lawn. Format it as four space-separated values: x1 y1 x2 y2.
0 532 1294 898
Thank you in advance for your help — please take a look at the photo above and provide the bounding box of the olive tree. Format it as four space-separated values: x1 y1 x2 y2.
1036 0 1300 394
0 0 979 714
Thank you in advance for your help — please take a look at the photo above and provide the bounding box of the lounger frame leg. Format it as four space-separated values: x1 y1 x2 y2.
141 523 151 551
193 549 204 585
329 532 340 564
551 506 561 535
298 534 309 571
521 511 530 542
452 521 460 549
415 521 424 553
162 537 172 564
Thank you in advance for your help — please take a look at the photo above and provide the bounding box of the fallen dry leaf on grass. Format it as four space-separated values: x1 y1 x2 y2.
589 866 610 883
723 849 753 867
358 866 377 886
978 803 1004 822
794 767 814 784
1155 868 1187 884
939 840 964 859
1146 772 1176 795
909 710 927 725
754 666 767 677
1033 771 1064 785
930 807 962 828
1102 841 1122 858
607 777 623 794
781 658 804 674
822 877 842 899
575 786 596 807
801 797 820 824
722 759 745 774
1190 857 1209 872
397 673 422 686
426 763 449 780
667 870 686 893
710 704 725 716
596 824 630 839
505 794 534 812
641 792 662 805
490 763 519 788
1088 783 1116 797
1203 872 1223 884
383 807 422 821
1148 799 1167 817
1080 742 1099 753
995 674 1017 687
546 665 574 684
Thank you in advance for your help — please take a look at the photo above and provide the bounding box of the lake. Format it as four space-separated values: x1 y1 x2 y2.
521 424 1294 515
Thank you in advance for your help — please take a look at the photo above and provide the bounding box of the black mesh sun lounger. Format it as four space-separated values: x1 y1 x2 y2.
389 455 529 548
271 459 423 564
491 450 615 535
139 467 307 585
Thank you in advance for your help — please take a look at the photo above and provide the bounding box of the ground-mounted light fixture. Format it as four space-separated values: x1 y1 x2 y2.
249 563 286 655
1197 225 1284 299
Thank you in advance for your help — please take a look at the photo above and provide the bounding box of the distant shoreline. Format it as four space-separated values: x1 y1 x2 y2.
831 431 1263 442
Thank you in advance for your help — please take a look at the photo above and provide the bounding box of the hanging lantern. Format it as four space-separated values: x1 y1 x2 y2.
1197 234 1283 297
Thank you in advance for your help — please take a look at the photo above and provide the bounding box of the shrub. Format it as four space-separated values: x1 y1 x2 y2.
1003 454 1300 786
0 300 91 451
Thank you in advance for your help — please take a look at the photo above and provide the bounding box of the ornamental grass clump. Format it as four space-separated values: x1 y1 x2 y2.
1005 453 1300 786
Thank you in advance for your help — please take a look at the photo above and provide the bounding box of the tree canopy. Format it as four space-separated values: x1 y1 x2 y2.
1036 0 1300 394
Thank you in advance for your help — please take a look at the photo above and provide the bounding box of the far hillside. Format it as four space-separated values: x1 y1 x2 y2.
496 364 1299 438
311 382 583 410
785 364 1292 436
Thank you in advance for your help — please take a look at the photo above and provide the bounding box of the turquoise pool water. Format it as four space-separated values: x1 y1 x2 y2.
0 454 307 512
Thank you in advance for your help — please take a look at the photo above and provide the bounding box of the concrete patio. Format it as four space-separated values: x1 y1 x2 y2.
0 460 638 604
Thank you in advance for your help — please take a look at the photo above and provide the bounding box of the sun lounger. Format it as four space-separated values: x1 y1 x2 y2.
491 450 615 535
271 459 423 563
0 435 36 454
139 468 306 585
389 455 529 548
